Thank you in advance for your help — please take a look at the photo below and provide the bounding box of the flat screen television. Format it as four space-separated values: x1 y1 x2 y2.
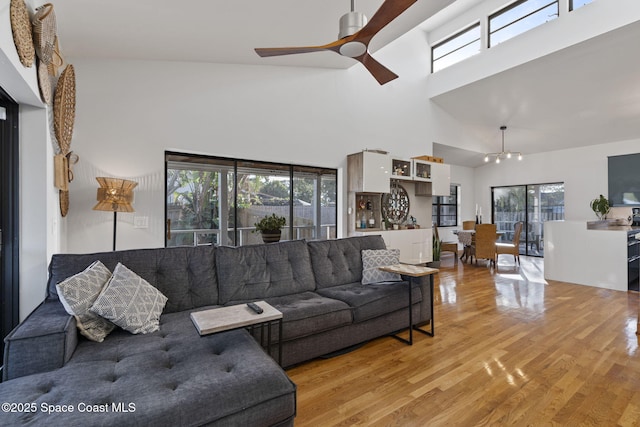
608 153 640 206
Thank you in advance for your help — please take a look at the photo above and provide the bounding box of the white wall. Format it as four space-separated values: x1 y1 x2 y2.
64 54 474 253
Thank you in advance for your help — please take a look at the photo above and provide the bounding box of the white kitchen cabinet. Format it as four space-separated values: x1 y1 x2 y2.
413 161 451 196
347 151 391 193
431 162 451 196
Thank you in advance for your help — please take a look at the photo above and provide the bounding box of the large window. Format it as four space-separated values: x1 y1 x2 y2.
432 185 459 227
492 182 565 257
432 23 481 73
165 153 337 247
489 0 559 47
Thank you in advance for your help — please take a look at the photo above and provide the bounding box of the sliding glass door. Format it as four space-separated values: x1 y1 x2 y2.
166 152 337 247
492 183 565 257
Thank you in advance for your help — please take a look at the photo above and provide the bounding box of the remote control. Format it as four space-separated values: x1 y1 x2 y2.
247 302 263 314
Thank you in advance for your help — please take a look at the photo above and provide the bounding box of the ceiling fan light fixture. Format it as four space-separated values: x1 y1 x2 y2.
338 11 367 39
339 41 367 57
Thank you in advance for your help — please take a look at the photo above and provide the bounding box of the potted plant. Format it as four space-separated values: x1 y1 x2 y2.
254 213 286 243
428 226 442 268
590 194 611 220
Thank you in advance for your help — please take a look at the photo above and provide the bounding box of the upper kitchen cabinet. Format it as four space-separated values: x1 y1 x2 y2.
348 151 391 193
430 162 451 196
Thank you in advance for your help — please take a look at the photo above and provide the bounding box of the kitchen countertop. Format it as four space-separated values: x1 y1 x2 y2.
586 221 640 231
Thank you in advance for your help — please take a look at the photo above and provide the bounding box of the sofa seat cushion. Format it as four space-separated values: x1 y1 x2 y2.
263 291 353 341
0 308 296 426
316 281 422 322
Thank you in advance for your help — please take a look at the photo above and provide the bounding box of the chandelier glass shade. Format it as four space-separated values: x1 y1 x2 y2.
484 126 522 164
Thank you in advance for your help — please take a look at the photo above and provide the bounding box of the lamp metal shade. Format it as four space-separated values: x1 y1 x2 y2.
93 177 138 212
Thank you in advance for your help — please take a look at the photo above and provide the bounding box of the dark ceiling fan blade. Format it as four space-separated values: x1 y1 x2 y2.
355 52 398 85
355 0 417 45
255 39 345 57
255 46 326 57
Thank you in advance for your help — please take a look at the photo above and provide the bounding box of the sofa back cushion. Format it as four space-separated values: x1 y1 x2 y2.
307 235 387 289
47 246 217 313
216 240 316 304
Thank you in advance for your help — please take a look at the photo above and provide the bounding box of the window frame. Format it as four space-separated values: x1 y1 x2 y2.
165 151 338 247
432 184 459 227
569 0 593 11
431 22 481 73
488 0 559 48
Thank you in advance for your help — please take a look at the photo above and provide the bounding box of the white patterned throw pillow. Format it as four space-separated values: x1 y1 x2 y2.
90 263 168 334
361 249 402 285
56 261 116 342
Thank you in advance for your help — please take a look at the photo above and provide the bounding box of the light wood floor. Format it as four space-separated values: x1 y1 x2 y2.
286 254 640 426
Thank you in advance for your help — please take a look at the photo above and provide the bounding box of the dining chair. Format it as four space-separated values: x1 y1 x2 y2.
462 220 476 230
434 224 458 264
496 221 523 266
470 223 497 267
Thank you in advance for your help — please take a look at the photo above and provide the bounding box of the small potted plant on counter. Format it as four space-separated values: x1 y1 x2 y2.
590 194 611 221
254 213 286 243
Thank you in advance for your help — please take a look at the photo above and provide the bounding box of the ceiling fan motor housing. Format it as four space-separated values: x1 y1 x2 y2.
338 11 367 39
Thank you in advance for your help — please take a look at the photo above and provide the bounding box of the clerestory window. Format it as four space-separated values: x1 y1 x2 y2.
489 0 559 47
432 23 481 73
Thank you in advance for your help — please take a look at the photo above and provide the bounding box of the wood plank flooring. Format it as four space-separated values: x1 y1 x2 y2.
286 254 640 426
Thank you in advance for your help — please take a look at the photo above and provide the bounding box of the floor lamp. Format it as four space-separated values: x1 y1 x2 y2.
93 177 138 251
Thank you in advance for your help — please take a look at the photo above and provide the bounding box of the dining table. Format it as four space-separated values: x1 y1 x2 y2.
453 230 475 262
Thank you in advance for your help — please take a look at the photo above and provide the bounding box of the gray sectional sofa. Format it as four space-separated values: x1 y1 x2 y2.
0 235 433 426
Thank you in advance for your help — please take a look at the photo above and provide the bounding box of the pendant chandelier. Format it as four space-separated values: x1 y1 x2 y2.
484 126 522 164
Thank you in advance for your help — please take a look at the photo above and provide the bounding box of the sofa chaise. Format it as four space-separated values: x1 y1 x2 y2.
0 235 433 426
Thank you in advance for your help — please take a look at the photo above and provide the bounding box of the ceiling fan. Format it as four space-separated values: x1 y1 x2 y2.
254 0 417 85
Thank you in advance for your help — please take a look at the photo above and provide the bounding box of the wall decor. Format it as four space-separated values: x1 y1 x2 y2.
53 64 77 216
53 64 76 152
37 60 52 104
10 0 35 67
47 37 65 76
382 182 410 226
32 3 57 64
